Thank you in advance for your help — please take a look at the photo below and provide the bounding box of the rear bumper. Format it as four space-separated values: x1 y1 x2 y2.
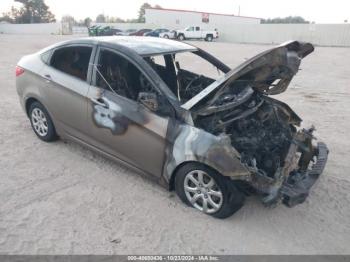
281 142 329 207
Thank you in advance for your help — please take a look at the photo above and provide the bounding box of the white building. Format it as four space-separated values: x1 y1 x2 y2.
145 8 261 30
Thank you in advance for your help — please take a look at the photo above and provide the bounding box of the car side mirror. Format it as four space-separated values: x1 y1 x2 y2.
137 92 159 112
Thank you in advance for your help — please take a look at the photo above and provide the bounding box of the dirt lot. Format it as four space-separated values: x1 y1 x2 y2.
0 34 349 255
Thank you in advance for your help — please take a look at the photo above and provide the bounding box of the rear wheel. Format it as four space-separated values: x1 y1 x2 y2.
205 35 213 42
178 34 185 41
175 163 245 219
29 102 58 142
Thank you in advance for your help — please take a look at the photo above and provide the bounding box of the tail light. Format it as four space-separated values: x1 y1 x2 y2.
16 66 24 77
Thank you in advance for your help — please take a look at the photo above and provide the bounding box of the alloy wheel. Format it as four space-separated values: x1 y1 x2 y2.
184 170 223 214
31 108 48 137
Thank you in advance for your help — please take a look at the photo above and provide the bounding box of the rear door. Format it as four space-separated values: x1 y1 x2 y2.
194 26 202 38
85 47 172 176
41 44 95 139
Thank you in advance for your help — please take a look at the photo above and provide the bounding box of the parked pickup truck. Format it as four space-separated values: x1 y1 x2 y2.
176 26 218 41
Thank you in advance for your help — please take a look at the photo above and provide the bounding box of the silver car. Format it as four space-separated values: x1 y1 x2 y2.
159 30 177 39
16 37 328 218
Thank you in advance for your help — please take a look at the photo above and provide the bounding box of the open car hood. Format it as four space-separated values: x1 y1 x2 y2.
182 41 314 112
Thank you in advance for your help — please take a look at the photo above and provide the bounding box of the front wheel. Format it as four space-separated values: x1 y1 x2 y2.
175 163 245 219
29 102 58 142
163 34 169 39
178 34 185 41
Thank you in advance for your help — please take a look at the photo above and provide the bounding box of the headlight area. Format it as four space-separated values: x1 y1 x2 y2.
239 126 329 207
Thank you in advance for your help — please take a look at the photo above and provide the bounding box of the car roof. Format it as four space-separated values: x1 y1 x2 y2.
52 36 197 56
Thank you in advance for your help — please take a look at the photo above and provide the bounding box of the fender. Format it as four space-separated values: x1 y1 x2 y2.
162 120 250 185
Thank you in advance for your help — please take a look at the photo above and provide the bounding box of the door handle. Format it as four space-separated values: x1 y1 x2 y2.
91 97 109 108
43 74 52 82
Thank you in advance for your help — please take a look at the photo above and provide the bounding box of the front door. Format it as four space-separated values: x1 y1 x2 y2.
185 26 195 38
85 47 171 177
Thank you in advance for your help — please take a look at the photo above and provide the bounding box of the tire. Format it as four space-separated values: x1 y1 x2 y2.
178 34 185 41
175 163 245 219
206 35 213 42
29 101 58 142
164 34 169 39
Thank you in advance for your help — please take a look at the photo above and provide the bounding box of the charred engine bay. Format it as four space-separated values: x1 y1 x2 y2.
193 85 298 179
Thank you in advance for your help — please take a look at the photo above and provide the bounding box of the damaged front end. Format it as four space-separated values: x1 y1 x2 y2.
241 124 329 207
181 41 329 207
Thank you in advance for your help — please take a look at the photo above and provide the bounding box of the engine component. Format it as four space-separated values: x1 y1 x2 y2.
194 88 296 180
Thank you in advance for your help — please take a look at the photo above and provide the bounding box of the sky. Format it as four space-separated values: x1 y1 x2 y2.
0 0 349 23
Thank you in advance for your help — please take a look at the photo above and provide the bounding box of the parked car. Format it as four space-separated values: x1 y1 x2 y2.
159 30 177 39
130 29 152 36
97 26 112 36
88 26 122 36
87 25 100 36
109 28 123 36
16 37 328 218
144 28 169 37
101 28 123 36
176 26 218 41
116 29 138 36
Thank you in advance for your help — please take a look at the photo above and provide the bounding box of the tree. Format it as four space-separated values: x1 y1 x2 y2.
0 0 55 23
84 17 92 27
261 16 309 24
61 15 75 26
105 16 126 23
85 3 161 25
0 14 12 23
1 7 17 23
137 2 152 23
126 18 139 23
61 15 76 32
96 14 106 23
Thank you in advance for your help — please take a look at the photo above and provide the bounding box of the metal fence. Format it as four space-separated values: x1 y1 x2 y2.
72 26 88 35
0 22 71 35
1 22 350 47
218 24 350 47
91 23 350 47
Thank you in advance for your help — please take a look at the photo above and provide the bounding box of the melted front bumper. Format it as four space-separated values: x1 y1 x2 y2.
281 142 329 207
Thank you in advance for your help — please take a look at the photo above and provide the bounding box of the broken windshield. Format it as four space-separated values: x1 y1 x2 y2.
143 50 225 104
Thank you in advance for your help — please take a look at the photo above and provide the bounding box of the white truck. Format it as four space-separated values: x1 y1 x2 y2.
175 26 218 41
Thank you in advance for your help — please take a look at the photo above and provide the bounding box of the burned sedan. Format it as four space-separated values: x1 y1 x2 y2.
16 37 328 218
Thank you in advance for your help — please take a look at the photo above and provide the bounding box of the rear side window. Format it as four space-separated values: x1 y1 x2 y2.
40 50 52 65
50 46 92 81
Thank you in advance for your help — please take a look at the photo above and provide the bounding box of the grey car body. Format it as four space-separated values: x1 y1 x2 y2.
16 37 328 215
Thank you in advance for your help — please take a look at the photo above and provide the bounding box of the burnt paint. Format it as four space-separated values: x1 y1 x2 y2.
162 119 251 185
92 91 148 135
88 40 323 202
92 93 252 184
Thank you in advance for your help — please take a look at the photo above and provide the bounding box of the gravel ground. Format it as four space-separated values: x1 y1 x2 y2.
0 35 349 255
